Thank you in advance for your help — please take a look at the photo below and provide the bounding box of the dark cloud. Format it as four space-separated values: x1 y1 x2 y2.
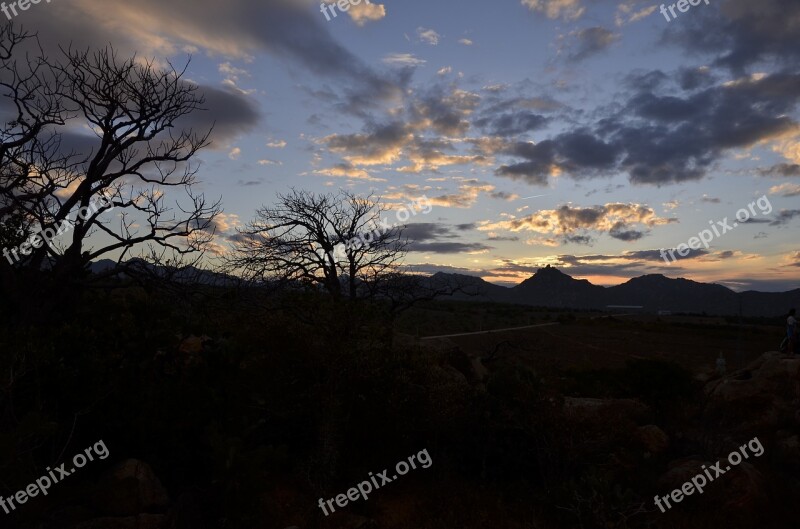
494 140 556 183
487 235 520 242
769 210 800 226
661 247 711 261
474 111 549 136
609 222 646 241
565 27 620 63
662 0 800 72
401 222 493 254
563 234 594 245
489 191 518 201
625 70 670 93
547 254 669 278
718 278 800 292
19 0 404 117
620 250 673 262
759 163 800 177
408 85 479 136
494 71 800 186
180 85 261 147
408 241 494 253
678 67 717 91
406 263 485 276
402 223 457 242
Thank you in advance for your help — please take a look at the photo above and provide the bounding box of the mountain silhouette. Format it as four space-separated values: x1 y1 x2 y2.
431 266 798 317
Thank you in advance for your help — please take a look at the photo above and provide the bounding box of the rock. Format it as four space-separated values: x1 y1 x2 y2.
94 460 170 517
719 461 766 512
71 514 166 529
658 458 766 518
177 335 211 355
338 515 377 529
177 335 212 368
636 425 670 454
704 352 800 434
658 458 706 490
776 431 800 465
564 397 650 422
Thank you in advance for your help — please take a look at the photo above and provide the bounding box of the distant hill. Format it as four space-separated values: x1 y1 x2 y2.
88 259 798 317
432 265 799 318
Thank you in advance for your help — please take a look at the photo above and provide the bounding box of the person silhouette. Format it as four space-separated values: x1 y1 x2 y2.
788 308 797 357
716 351 727 376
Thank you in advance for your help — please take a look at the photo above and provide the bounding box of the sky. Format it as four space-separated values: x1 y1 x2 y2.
10 0 800 291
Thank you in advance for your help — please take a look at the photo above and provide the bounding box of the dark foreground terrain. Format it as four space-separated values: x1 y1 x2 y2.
1 288 798 529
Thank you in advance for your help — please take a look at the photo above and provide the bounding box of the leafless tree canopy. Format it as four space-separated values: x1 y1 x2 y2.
227 189 408 301
0 23 220 279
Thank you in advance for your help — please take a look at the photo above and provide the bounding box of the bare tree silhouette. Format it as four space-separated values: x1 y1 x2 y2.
0 24 220 312
227 189 408 302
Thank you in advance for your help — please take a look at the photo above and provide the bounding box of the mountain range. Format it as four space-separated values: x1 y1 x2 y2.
430 265 800 318
88 259 798 318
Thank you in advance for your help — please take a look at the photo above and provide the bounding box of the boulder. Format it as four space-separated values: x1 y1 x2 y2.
658 457 766 517
776 431 800 465
71 514 166 529
564 397 650 422
94 460 170 517
636 425 670 454
704 352 800 434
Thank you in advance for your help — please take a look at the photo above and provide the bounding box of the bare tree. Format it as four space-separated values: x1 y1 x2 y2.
0 23 220 284
227 189 410 302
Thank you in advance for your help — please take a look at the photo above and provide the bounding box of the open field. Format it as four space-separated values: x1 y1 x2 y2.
399 301 780 373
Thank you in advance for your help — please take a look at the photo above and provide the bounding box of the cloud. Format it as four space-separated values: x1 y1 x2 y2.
176 85 261 148
403 222 494 254
769 183 800 197
521 0 585 20
406 263 482 275
496 131 621 185
769 209 800 226
218 62 250 89
346 1 386 26
759 163 800 177
663 0 800 72
266 140 287 148
474 111 549 136
609 222 646 241
478 202 676 245
311 163 385 181
772 137 800 164
490 191 521 201
228 147 242 160
459 38 474 46
428 181 498 209
562 27 620 62
493 71 800 186
382 53 427 67
417 27 441 45
615 3 658 26
321 122 413 165
18 0 404 111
